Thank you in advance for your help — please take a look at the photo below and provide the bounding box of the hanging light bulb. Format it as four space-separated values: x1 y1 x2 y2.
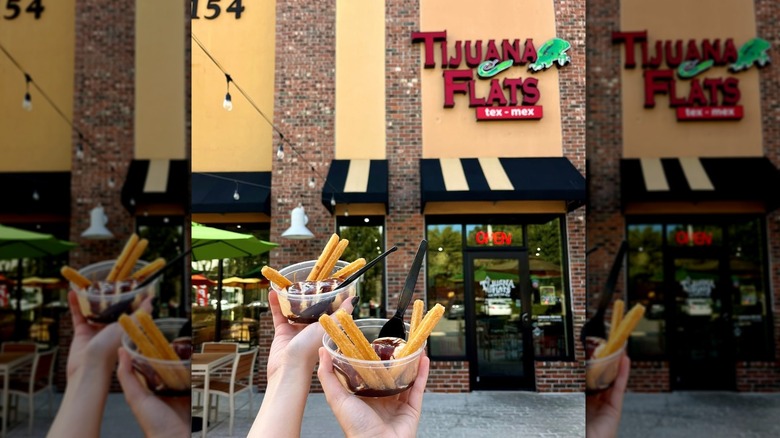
330 194 336 207
308 177 316 189
223 74 233 111
233 182 240 200
32 190 40 201
22 73 32 111
344 207 349 217
276 142 285 161
108 176 116 188
76 142 84 160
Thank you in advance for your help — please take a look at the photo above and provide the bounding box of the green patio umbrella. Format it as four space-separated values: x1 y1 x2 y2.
191 222 277 341
0 224 76 339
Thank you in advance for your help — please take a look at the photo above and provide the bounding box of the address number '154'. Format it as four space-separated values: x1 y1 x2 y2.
192 0 244 20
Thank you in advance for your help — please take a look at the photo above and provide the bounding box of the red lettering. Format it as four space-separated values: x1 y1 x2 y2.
411 31 447 68
612 30 648 68
443 70 473 108
476 231 489 245
675 231 689 245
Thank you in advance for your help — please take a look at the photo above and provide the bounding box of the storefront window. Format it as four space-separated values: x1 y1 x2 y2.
666 223 722 247
626 224 665 357
338 217 386 318
527 218 572 359
465 224 523 248
137 217 186 318
426 224 465 357
729 218 772 360
191 222 270 349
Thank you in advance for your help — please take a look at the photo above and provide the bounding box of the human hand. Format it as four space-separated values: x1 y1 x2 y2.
266 290 358 379
586 354 631 438
65 290 152 378
317 346 431 438
116 348 190 438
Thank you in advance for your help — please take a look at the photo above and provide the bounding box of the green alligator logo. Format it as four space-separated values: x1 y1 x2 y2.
477 59 514 78
677 59 714 78
529 38 571 72
729 37 771 72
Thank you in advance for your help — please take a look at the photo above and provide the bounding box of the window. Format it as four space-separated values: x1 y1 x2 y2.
425 224 464 357
338 216 385 318
136 216 186 318
626 224 665 357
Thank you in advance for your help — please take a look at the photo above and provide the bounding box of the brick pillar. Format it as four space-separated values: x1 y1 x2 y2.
58 0 137 392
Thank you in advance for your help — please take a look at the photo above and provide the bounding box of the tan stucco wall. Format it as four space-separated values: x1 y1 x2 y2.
135 0 186 159
191 2 276 171
420 0 563 158
621 0 762 158
335 0 386 159
0 1 75 171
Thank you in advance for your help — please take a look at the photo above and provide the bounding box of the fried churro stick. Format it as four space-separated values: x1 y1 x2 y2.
317 239 349 281
332 258 366 279
607 299 624 344
108 234 140 281
136 310 179 360
307 234 340 281
598 303 645 358
116 238 149 281
319 312 387 390
120 311 188 390
409 299 424 339
261 266 293 289
396 303 444 359
131 257 166 280
61 266 91 289
335 310 395 388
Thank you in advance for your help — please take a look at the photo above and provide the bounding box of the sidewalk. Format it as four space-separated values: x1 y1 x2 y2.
195 390 586 437
619 392 780 438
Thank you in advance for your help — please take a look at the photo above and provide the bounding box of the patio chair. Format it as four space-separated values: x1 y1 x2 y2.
192 347 258 436
7 347 58 433
1 342 38 353
201 341 239 354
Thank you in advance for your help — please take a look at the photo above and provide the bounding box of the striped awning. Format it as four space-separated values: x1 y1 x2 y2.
420 157 586 212
621 157 780 210
192 172 271 215
121 159 188 214
321 160 388 214
0 172 70 217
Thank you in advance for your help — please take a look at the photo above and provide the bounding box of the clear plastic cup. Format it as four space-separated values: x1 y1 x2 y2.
122 318 192 396
72 259 161 324
322 318 425 397
270 260 359 324
585 336 627 394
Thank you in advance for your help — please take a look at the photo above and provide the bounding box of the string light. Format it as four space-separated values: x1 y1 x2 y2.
276 134 285 161
233 182 240 200
344 207 349 217
308 177 316 189
22 73 32 111
330 194 336 207
223 74 233 111
32 190 39 201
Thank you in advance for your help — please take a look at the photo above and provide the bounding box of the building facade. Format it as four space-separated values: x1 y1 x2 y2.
192 0 587 392
587 0 780 392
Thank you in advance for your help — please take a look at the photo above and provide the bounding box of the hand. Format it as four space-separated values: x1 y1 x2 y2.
317 347 431 438
116 348 190 438
586 354 631 438
266 290 358 378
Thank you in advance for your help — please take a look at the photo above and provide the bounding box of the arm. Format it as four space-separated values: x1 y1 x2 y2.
586 354 631 438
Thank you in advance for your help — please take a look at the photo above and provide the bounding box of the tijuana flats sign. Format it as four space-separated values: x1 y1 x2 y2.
412 31 573 121
613 31 772 121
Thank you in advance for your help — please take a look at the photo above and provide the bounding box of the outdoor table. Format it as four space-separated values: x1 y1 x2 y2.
192 352 235 438
0 352 35 437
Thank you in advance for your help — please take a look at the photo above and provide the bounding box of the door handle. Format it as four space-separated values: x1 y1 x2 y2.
521 312 531 325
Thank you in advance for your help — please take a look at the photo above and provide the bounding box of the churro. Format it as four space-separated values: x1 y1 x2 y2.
607 299 624 345
335 310 395 388
319 313 387 390
332 257 366 279
131 257 166 280
261 266 293 288
409 299 424 339
116 238 149 281
120 310 189 391
108 234 140 281
396 303 444 359
61 266 91 289
317 239 350 281
307 233 340 281
598 303 645 358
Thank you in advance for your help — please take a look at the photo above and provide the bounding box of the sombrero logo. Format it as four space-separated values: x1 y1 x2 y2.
613 31 771 121
412 31 572 121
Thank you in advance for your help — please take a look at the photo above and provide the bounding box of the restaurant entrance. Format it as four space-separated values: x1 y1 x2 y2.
465 251 535 390
666 248 736 390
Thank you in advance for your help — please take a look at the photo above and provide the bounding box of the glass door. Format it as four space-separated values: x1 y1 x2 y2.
667 250 735 390
465 251 534 390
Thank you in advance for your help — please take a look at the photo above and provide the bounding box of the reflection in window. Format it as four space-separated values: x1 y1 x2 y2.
626 224 665 357
426 224 465 357
527 218 571 359
729 218 771 360
338 216 385 319
137 217 186 318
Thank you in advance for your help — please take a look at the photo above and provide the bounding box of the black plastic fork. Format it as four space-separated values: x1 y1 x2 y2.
580 240 627 346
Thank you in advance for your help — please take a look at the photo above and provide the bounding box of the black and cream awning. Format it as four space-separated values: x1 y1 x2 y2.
621 157 780 210
0 172 70 217
192 171 271 215
420 157 586 212
321 160 388 214
121 159 188 214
